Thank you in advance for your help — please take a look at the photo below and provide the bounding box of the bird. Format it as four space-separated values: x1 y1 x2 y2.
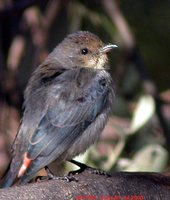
0 31 117 188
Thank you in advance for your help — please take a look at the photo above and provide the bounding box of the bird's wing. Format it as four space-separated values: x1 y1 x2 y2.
26 68 110 160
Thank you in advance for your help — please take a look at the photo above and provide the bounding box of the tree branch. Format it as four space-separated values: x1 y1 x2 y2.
0 171 170 199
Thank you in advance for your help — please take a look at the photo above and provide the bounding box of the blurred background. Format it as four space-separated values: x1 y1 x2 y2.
0 0 170 178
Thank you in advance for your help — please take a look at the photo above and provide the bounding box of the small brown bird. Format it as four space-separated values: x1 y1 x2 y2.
0 31 117 187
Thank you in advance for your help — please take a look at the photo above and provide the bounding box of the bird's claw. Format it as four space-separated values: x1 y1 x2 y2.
68 159 110 177
35 166 78 183
88 168 111 176
35 174 77 182
68 166 110 177
52 175 78 182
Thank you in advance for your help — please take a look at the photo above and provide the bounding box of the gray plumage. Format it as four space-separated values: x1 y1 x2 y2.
0 31 115 187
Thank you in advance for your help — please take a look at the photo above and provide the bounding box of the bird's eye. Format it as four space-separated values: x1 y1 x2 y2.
81 48 88 55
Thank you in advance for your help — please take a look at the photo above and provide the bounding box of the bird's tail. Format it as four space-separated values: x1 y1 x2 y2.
0 166 18 188
0 160 20 188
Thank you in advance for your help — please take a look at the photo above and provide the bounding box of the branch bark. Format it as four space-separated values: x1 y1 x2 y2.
0 171 170 200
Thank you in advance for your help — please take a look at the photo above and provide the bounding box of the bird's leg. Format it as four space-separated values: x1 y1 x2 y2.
44 166 55 179
35 166 54 182
45 166 77 182
36 166 77 182
68 159 110 176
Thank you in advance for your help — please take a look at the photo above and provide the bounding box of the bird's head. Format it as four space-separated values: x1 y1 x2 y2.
49 31 117 69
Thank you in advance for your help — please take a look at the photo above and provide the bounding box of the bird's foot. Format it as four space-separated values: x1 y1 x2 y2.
52 175 78 182
36 166 77 182
68 159 110 177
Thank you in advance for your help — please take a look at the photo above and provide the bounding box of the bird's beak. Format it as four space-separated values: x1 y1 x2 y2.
99 44 118 54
